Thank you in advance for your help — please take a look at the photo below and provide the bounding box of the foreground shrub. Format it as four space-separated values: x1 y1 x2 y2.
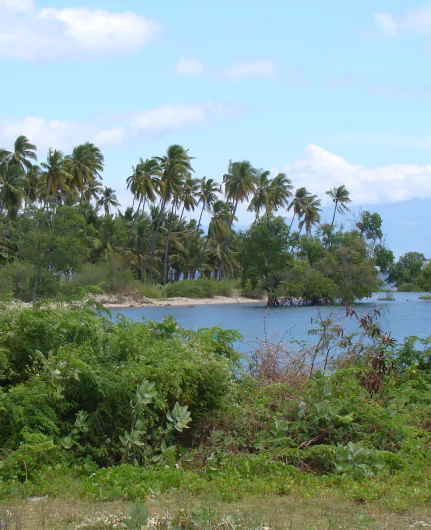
0 304 431 506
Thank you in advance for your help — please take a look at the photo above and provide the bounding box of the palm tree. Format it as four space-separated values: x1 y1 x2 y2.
223 160 257 224
221 160 256 278
326 185 351 230
179 176 199 220
0 162 26 219
268 173 293 212
97 187 120 216
197 200 234 278
148 145 193 283
298 195 322 235
9 135 37 172
82 180 103 206
124 158 160 263
65 143 104 202
248 170 271 219
40 149 70 203
196 177 220 231
24 164 42 205
288 187 312 229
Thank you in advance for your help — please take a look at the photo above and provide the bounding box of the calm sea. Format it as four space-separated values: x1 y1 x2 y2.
110 292 430 349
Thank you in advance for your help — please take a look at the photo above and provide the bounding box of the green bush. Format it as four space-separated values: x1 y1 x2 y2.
0 260 40 301
0 306 239 476
239 279 265 299
1 303 431 506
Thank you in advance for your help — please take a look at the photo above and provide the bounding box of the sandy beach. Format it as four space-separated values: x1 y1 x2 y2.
95 294 265 309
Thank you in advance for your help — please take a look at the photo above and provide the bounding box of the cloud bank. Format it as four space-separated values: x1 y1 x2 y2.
0 1 159 61
374 3 431 37
281 144 431 205
0 103 247 151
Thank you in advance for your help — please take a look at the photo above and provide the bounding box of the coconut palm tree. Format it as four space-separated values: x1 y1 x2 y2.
124 158 160 263
148 145 193 283
221 160 256 278
40 149 70 203
24 164 42 205
196 177 220 231
298 195 322 235
268 173 293 213
65 143 104 202
197 200 235 278
179 176 199 220
82 180 103 206
223 160 257 224
97 187 120 216
248 170 271 219
0 162 26 219
9 135 37 172
288 187 312 229
326 185 351 230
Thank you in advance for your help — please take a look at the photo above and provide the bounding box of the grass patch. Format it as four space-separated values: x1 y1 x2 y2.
377 294 395 301
1 491 431 529
419 295 431 301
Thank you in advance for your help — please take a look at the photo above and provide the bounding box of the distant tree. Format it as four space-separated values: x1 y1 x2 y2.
326 185 351 230
238 214 292 306
288 187 311 229
357 211 383 242
419 261 431 292
12 206 92 301
98 187 120 216
387 251 427 290
196 177 220 231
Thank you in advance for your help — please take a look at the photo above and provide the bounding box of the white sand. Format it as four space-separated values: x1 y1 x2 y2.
95 294 265 309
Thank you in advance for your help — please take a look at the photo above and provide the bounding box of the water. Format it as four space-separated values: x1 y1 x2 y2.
110 292 431 349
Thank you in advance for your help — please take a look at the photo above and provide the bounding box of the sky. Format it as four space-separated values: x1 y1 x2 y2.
0 0 430 257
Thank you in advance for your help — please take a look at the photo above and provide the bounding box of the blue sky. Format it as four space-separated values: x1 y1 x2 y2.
0 0 430 256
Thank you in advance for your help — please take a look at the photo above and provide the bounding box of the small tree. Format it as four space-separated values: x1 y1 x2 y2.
238 214 292 306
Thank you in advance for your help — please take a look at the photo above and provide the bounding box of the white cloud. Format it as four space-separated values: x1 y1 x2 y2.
373 12 399 37
280 144 431 205
175 57 204 76
0 0 34 11
219 60 276 80
374 4 431 37
0 3 159 61
404 4 431 34
0 103 246 152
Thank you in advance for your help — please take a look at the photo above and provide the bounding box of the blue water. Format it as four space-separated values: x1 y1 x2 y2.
109 292 431 349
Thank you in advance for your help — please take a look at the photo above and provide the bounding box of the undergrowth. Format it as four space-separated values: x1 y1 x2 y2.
0 301 430 516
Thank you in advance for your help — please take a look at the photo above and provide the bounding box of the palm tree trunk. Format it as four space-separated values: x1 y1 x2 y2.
122 196 144 264
195 231 211 278
289 213 296 230
149 197 166 284
197 203 205 231
330 203 337 230
219 200 237 280
163 206 175 285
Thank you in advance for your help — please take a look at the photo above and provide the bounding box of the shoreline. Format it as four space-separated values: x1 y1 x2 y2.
98 294 266 309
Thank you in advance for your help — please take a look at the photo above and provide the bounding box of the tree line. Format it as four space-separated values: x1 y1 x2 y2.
0 135 412 305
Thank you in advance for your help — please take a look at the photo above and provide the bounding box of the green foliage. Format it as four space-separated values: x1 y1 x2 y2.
388 252 427 291
419 261 431 292
238 214 292 303
0 305 431 512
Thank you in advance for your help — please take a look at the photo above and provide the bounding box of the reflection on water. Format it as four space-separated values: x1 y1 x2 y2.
110 292 431 348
